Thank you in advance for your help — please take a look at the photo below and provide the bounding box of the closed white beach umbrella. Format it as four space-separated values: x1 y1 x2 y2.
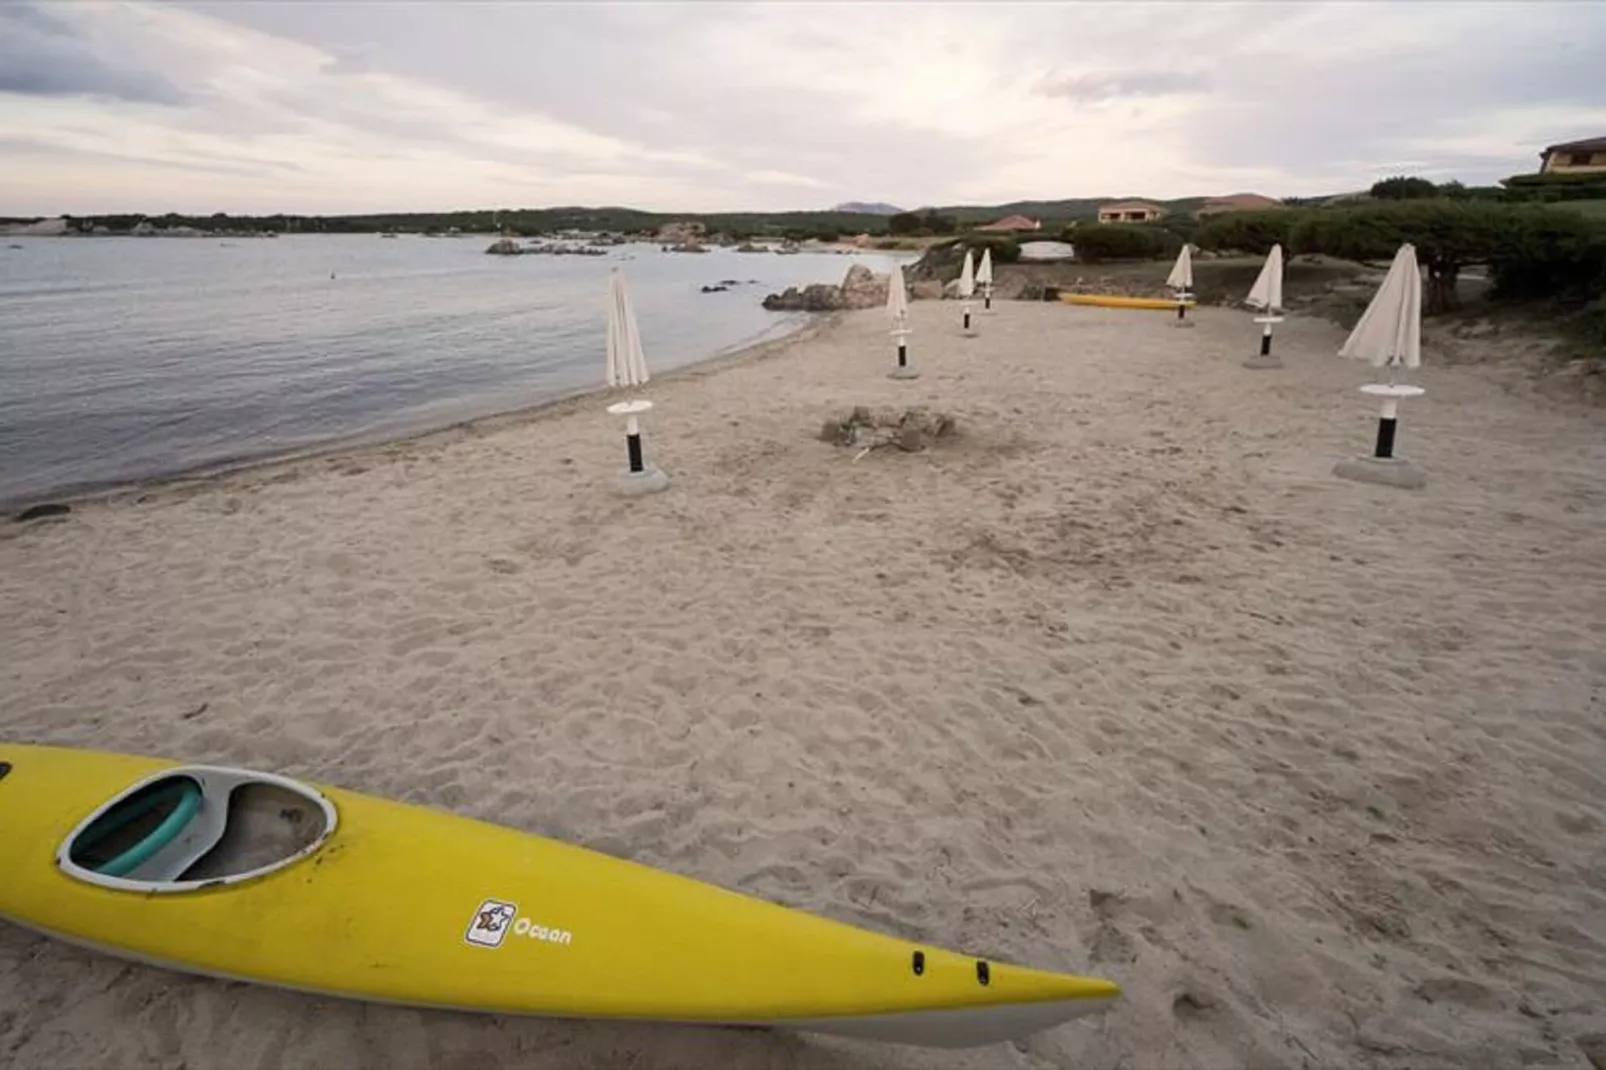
887 261 909 326
1333 243 1427 490
1165 244 1193 291
1166 244 1195 326
603 268 668 495
606 268 650 389
887 262 917 380
1339 243 1421 372
958 249 976 334
977 247 995 311
1245 244 1285 313
1244 244 1287 368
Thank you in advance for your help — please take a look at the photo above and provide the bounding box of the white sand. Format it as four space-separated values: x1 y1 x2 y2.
3 300 1605 1069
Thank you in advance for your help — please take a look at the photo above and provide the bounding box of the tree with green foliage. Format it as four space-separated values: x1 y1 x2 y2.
1370 176 1440 200
1289 200 1606 315
1290 201 1496 312
888 209 957 236
1195 210 1303 255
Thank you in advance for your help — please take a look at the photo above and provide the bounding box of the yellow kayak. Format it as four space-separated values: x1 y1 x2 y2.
1059 293 1194 311
0 742 1119 1048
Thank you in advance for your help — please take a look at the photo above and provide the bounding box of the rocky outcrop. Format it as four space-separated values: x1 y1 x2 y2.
656 220 705 245
524 243 608 256
910 280 944 300
762 283 841 311
839 264 887 307
762 263 889 311
485 238 522 255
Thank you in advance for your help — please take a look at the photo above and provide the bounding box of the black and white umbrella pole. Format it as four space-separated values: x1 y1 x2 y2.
889 327 918 379
1333 383 1427 490
1370 394 1405 459
1243 315 1284 369
625 411 645 473
983 286 992 312
1173 291 1194 328
962 303 974 334
605 399 670 496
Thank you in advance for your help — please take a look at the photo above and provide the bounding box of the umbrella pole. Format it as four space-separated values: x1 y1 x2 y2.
983 285 992 312
625 412 645 474
1372 396 1401 459
1260 319 1274 358
962 303 972 333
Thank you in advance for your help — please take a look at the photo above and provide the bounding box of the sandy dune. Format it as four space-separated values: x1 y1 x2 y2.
2 298 1605 1069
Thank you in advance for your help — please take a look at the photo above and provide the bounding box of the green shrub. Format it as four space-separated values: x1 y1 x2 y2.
1371 176 1440 200
1195 210 1302 255
1157 215 1199 246
1504 170 1606 189
1072 223 1171 263
961 233 1022 263
1291 200 1606 314
1486 209 1606 305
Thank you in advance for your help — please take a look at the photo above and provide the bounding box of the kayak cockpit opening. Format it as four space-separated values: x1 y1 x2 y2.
57 766 337 893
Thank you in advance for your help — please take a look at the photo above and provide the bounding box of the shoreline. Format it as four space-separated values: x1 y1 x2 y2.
2 310 848 517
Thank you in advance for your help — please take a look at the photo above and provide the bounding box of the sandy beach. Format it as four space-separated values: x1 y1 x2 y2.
3 299 1605 1069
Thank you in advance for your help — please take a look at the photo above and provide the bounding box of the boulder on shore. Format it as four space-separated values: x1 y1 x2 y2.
762 263 889 311
484 238 522 255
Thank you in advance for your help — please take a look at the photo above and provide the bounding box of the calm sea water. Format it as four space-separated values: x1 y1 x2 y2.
0 235 909 507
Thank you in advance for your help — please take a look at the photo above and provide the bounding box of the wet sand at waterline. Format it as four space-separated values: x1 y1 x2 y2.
2 300 1604 1069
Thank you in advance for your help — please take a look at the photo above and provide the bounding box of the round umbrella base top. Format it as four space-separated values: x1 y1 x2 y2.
1333 456 1427 490
614 466 670 497
888 365 921 380
1243 353 1283 369
1360 384 1425 399
607 399 654 416
1252 314 1286 324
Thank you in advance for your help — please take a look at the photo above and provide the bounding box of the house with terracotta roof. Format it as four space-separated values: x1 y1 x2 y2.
975 214 1042 232
1540 136 1606 175
1195 193 1284 217
1097 200 1166 224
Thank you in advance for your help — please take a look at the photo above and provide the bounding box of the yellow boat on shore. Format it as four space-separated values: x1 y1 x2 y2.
1059 293 1194 311
0 742 1119 1048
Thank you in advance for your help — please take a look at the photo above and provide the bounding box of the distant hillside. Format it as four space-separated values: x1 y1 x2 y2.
832 201 903 216
32 192 1325 241
930 196 1214 224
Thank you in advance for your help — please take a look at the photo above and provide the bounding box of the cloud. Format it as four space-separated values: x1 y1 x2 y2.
0 2 190 105
1034 69 1213 104
2 1 1605 215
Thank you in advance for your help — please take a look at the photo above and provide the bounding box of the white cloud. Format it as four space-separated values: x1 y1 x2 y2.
1 0 1603 215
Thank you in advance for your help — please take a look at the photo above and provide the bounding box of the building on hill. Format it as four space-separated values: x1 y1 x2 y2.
1097 200 1165 224
974 214 1042 232
1195 193 1284 217
1540 136 1606 175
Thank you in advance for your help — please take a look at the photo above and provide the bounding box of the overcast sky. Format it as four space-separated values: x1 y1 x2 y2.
2 1 1603 216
